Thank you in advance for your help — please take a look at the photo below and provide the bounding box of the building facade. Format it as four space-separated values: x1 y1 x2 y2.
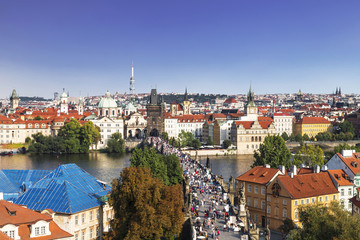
294 116 332 138
146 89 165 137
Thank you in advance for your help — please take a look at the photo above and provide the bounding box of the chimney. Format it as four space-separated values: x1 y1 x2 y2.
314 165 320 173
292 165 297 176
321 165 328 171
290 172 294 179
279 165 286 175
342 150 355 157
265 164 270 168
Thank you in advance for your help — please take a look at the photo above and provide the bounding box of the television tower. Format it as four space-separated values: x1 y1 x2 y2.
129 62 135 95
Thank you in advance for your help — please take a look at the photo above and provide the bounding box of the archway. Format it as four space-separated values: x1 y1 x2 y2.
135 129 141 139
150 128 159 137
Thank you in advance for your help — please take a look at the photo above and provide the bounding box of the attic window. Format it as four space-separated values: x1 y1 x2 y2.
351 161 358 168
6 207 16 216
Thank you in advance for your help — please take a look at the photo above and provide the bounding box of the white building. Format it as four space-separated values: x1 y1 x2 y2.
327 169 354 212
60 89 68 114
97 91 122 118
272 112 294 136
164 114 206 140
90 116 124 149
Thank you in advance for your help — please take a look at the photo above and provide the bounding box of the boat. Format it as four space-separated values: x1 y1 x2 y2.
0 151 13 156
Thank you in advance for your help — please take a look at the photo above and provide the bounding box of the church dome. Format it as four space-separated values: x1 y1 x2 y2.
60 91 67 98
98 91 118 108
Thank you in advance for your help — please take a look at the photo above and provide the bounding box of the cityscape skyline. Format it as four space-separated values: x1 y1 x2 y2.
1 0 360 98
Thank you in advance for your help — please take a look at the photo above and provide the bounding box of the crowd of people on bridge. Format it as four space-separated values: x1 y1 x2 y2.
148 137 244 240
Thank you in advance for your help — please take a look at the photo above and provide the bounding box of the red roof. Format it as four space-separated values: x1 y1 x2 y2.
224 98 238 104
337 152 360 175
278 172 338 199
297 117 330 124
234 117 273 130
236 166 280 185
327 169 353 186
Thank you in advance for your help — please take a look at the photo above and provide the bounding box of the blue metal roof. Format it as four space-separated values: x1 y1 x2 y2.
13 164 112 214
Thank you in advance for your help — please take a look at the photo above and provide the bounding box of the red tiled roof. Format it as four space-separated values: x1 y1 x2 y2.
18 221 72 240
278 172 338 199
328 169 353 186
224 98 237 104
297 117 331 124
337 152 360 175
236 166 280 185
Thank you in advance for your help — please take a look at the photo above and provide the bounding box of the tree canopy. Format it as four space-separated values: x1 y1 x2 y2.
130 146 183 186
105 132 125 153
222 139 231 149
288 202 360 240
293 144 325 167
252 135 291 168
106 167 184 240
28 119 100 154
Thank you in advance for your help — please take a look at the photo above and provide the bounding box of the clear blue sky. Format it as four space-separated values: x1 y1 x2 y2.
0 0 359 98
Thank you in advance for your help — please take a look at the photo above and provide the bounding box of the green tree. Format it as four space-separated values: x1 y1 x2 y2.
281 132 289 141
302 134 310 141
106 167 184 240
222 139 232 149
207 136 215 146
34 116 43 120
106 133 125 153
25 137 31 144
252 135 291 169
338 120 355 135
161 132 169 141
279 218 296 239
293 145 325 167
295 133 303 142
161 154 183 186
289 133 295 142
178 130 195 147
191 139 201 149
288 202 360 240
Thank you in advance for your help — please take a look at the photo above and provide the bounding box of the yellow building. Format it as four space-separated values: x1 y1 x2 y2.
236 166 282 227
294 117 332 138
267 170 339 230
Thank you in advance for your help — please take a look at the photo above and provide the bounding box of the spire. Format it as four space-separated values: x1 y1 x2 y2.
129 61 135 95
184 88 188 101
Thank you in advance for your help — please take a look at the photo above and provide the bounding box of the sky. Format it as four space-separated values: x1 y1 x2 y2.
0 0 359 98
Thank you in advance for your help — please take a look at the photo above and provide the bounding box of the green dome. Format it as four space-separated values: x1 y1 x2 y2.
98 91 118 108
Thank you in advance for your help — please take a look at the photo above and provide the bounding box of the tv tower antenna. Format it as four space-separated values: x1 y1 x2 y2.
129 61 135 95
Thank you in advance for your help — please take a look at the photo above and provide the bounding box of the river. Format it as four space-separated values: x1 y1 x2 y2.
0 153 254 184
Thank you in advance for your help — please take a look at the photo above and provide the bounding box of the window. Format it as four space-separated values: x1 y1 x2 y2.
254 214 258 222
9 231 14 238
349 188 352 196
295 209 299 219
75 215 79 225
41 226 46 234
325 195 329 201
294 200 298 206
283 209 287 218
301 199 304 205
312 197 315 203
267 219 271 226
261 200 265 210
82 231 85 240
283 199 287 206
35 227 40 236
75 233 79 240
82 213 85 223
90 228 93 239
349 201 352 210
247 197 251 207
90 211 93 221
319 196 323 202
306 198 310 204
96 227 100 237
333 195 336 200
248 184 252 193
255 185 259 194
267 196 271 202
341 189 345 196
254 199 258 208
97 210 100 219
267 206 271 214
261 187 265 195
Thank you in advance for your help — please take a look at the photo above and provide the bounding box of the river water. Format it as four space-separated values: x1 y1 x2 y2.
0 153 254 184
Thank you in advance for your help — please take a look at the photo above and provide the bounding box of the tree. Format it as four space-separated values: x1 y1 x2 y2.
106 133 125 153
222 139 231 149
293 145 325 167
252 135 291 169
338 120 355 135
281 132 289 141
289 133 295 142
25 137 31 144
279 218 296 239
288 202 360 240
106 167 184 240
207 136 215 146
302 134 310 141
294 134 303 142
34 116 43 120
161 132 169 141
191 139 201 149
178 130 195 147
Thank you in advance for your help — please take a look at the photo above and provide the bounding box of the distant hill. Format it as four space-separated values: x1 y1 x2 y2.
161 94 228 104
19 96 52 101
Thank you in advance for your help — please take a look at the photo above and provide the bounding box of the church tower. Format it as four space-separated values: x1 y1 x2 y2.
78 97 84 115
60 88 68 114
146 89 165 137
183 88 191 115
244 85 258 121
10 89 20 109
